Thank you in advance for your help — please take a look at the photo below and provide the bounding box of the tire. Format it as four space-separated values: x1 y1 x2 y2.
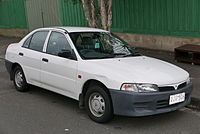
85 85 113 123
13 66 29 92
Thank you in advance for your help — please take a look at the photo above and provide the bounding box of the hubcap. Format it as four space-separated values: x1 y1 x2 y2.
89 92 105 117
15 71 23 88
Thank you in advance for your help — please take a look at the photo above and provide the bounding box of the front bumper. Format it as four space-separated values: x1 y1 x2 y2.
5 60 13 73
109 82 192 117
5 60 13 80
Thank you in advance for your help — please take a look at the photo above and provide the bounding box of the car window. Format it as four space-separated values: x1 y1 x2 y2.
46 32 72 56
22 36 32 48
29 31 49 52
69 32 140 60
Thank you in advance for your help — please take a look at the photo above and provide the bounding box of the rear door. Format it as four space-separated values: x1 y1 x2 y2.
21 31 49 86
40 31 78 98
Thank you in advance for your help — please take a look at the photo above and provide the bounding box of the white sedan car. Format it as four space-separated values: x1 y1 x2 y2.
5 27 192 123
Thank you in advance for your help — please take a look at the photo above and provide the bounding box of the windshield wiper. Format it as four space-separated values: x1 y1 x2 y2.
100 55 115 59
112 53 126 55
122 53 141 57
111 53 127 57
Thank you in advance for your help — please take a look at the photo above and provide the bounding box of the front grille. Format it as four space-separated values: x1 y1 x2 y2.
178 82 187 89
159 86 175 92
158 82 187 92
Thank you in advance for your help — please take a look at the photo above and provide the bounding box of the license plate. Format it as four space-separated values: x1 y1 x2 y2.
169 92 185 105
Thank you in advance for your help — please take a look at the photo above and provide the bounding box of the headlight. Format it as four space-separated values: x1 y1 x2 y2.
186 77 191 85
121 83 159 92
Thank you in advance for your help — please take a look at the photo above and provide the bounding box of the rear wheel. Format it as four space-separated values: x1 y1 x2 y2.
13 66 29 92
85 85 113 123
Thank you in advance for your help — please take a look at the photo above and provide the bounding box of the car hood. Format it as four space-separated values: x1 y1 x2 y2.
83 56 189 86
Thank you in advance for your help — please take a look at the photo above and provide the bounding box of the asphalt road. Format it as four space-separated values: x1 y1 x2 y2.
0 59 200 134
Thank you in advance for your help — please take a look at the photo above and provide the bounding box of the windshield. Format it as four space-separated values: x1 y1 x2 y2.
69 32 140 60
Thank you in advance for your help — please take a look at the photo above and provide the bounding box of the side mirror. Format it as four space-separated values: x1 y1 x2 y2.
58 50 72 58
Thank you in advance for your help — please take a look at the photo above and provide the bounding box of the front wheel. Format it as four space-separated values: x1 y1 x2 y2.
85 85 113 123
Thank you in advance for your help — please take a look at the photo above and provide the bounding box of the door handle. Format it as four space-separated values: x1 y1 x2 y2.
42 58 48 62
19 52 24 56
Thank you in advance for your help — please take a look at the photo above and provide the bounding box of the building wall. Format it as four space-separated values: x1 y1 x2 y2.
0 0 27 28
115 33 200 52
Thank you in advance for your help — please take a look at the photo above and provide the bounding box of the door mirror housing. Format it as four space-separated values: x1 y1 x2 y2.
58 50 72 58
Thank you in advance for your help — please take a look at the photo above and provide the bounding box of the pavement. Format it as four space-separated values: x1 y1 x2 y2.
0 36 200 134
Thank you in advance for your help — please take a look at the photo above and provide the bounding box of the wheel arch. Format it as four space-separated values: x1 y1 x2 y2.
10 62 23 80
79 79 112 108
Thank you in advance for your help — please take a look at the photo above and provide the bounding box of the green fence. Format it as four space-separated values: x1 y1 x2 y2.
0 0 27 28
61 0 200 37
112 0 200 37
1 0 200 37
60 0 87 27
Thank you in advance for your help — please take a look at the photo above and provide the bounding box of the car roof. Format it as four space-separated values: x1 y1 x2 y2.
36 26 109 33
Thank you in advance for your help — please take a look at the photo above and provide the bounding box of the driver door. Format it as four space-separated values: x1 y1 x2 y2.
40 31 77 98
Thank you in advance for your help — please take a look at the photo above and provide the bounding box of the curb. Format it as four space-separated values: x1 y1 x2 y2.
187 97 200 111
0 57 4 60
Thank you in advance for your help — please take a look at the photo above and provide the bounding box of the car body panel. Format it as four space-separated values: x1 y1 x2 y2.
5 27 192 117
77 56 189 90
40 53 78 99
